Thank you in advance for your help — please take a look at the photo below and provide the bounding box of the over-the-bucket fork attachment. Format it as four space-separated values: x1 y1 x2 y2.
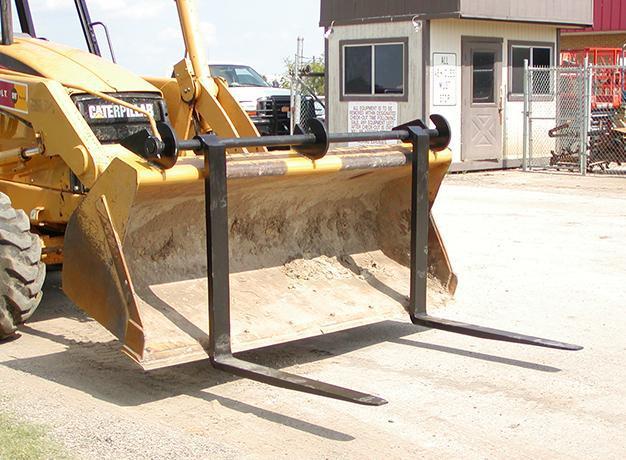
127 116 580 406
401 122 582 351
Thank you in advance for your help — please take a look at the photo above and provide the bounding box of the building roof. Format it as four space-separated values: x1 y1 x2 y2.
320 0 593 28
563 0 626 33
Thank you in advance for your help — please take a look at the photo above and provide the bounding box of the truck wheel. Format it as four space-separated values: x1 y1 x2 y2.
0 192 45 340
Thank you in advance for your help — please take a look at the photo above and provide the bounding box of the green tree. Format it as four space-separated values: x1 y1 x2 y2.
281 55 325 96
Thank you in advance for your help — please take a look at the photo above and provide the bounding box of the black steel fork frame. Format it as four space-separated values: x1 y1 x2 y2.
201 124 581 406
405 128 582 351
203 137 387 406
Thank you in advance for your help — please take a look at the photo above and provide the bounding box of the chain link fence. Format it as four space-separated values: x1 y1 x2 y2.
523 63 626 175
289 37 325 133
293 86 324 132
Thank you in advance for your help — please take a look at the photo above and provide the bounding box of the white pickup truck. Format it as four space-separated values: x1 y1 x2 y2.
209 64 322 136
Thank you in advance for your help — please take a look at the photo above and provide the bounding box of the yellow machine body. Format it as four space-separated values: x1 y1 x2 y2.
0 1 456 369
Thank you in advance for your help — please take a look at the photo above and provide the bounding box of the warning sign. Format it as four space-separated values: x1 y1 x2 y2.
347 102 398 146
0 79 28 114
432 53 457 106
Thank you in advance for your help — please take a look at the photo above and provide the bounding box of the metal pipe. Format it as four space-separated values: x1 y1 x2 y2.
90 21 116 63
329 130 411 143
1 0 14 45
22 146 41 157
128 117 449 169
220 134 315 150
0 145 43 162
293 37 304 131
178 134 313 152
180 129 415 153
581 56 591 175
0 148 22 162
522 59 529 172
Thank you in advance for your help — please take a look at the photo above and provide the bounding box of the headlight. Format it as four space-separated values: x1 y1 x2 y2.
255 97 273 117
256 97 270 109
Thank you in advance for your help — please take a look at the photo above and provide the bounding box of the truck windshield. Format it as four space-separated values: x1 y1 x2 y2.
209 65 269 87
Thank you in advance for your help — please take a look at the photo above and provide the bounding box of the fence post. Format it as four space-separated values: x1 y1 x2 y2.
290 37 304 134
523 59 530 171
580 57 591 175
293 37 304 128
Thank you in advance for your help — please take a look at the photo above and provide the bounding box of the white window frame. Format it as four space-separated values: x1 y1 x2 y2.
508 42 555 99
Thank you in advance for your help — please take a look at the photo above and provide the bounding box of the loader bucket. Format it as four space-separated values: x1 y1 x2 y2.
62 143 456 370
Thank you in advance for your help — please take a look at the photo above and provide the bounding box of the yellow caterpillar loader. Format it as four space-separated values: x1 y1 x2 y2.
0 0 580 405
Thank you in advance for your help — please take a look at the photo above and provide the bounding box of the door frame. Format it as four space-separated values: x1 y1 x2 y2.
461 36 504 162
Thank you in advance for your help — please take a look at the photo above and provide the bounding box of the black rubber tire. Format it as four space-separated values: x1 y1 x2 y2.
0 192 45 339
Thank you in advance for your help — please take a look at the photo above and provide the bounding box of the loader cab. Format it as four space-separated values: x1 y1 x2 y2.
2 0 115 62
0 0 172 165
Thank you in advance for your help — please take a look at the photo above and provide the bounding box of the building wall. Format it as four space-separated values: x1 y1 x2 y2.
326 21 424 134
327 18 558 165
429 19 558 162
561 32 626 50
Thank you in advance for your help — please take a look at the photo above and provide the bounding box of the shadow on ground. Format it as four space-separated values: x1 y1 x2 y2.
0 270 560 441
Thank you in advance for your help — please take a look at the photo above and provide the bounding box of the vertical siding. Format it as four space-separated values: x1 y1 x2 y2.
563 0 626 32
429 19 558 162
590 0 626 32
327 22 424 133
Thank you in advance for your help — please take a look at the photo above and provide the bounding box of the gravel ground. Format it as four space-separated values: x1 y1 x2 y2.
1 170 625 459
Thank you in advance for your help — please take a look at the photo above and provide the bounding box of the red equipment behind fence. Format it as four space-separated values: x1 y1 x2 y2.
560 47 626 110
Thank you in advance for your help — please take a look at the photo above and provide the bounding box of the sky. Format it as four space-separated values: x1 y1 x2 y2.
26 0 325 77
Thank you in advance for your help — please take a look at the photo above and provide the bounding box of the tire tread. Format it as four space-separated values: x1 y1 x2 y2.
0 192 45 339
